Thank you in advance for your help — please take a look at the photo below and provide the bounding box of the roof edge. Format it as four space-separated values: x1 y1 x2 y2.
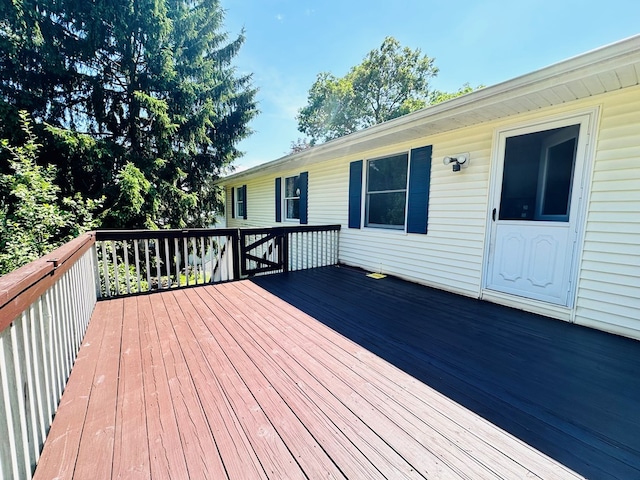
217 34 640 184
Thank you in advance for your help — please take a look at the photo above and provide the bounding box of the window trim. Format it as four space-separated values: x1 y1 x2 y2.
235 186 246 219
364 152 410 231
284 175 301 221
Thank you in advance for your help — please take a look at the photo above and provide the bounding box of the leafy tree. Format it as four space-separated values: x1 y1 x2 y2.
429 83 477 104
0 112 101 274
1 0 257 228
297 37 479 144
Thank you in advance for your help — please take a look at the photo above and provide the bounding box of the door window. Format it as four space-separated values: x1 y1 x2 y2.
499 124 579 221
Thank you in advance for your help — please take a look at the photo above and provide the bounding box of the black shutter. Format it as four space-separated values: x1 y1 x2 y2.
299 171 308 224
348 160 363 229
231 187 235 219
242 185 247 220
406 145 433 234
275 178 282 222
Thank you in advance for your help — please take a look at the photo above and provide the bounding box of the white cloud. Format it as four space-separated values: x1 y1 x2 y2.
275 13 284 22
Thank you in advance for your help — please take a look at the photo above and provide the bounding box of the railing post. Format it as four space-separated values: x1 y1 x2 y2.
282 230 289 274
232 230 241 280
91 243 101 299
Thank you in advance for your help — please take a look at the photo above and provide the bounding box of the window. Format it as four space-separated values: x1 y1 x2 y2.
276 173 308 224
365 153 409 229
349 147 431 232
235 186 246 218
284 175 301 220
499 124 579 222
231 185 247 219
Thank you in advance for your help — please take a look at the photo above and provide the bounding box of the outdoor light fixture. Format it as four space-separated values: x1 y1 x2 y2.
443 153 469 172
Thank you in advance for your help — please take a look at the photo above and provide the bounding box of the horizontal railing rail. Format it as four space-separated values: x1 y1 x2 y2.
0 233 98 480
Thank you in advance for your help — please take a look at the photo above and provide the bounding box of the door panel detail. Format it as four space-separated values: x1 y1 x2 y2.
498 233 526 281
528 235 558 288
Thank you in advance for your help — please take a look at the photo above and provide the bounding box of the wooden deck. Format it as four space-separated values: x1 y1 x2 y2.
33 266 640 479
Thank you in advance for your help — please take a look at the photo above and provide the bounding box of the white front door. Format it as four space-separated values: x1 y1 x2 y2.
485 114 593 306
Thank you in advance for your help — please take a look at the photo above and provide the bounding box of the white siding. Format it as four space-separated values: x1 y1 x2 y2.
573 87 640 338
226 175 277 228
337 129 493 297
308 158 349 226
221 85 640 340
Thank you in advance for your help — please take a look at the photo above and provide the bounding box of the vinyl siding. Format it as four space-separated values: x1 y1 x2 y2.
335 127 492 297
226 176 275 228
573 87 640 338
221 84 640 339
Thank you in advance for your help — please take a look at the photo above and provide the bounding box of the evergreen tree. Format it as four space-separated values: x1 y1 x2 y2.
1 0 257 228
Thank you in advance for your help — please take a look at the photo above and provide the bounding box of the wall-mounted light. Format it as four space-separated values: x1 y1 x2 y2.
443 153 469 172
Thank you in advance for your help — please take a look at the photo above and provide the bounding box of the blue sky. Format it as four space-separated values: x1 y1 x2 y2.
223 1 640 171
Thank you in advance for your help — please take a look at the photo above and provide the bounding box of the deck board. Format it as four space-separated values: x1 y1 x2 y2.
112 296 149 479
71 297 122 480
34 265 640 479
155 292 264 480
201 283 481 479
150 294 227 479
140 294 191 479
33 299 115 479
174 289 307 479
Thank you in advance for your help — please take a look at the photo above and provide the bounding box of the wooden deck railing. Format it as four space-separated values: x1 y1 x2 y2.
95 228 240 297
0 233 97 480
0 225 340 478
95 225 341 298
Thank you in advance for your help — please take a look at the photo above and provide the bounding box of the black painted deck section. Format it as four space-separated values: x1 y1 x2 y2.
252 265 640 480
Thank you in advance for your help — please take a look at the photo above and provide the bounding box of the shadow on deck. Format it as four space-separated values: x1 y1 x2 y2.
251 265 640 480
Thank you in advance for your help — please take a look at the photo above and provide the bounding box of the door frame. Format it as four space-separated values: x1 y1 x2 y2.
482 107 600 311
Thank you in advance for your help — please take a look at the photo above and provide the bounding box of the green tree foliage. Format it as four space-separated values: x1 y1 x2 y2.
1 0 257 228
0 112 101 274
297 37 479 144
429 83 477 104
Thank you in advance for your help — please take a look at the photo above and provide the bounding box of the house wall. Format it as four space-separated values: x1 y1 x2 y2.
224 85 640 340
573 87 640 339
